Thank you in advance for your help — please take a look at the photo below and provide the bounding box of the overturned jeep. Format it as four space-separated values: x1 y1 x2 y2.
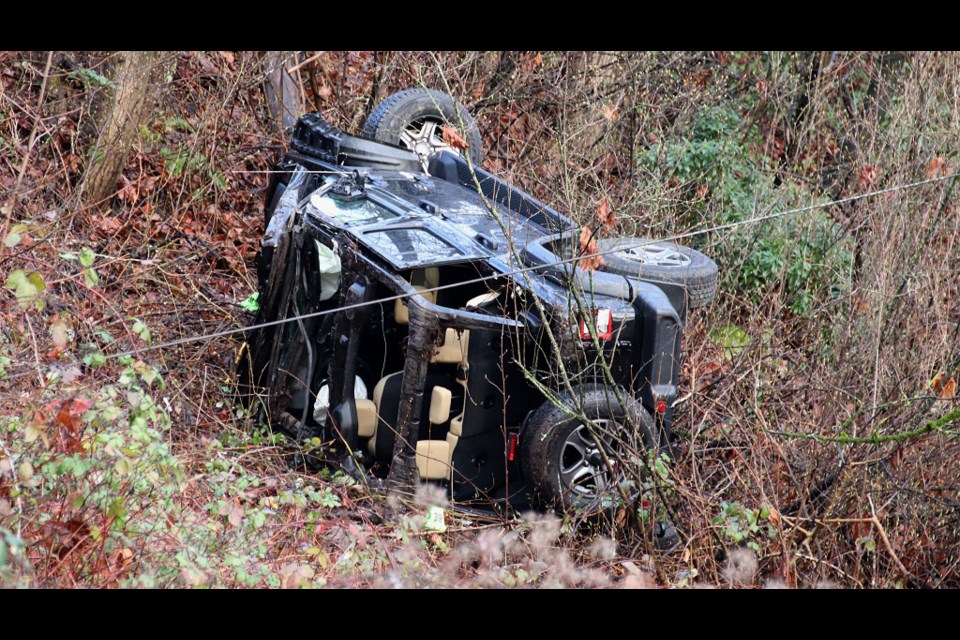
241 90 717 539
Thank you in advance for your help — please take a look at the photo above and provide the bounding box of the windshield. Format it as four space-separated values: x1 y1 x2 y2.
362 227 465 266
308 193 398 226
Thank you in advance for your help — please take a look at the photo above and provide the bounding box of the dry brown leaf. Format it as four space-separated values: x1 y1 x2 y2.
602 104 618 122
926 156 948 179
932 372 946 393
613 506 628 528
181 567 209 586
441 125 469 151
578 226 606 272
767 506 781 526
54 400 84 454
596 198 615 231
50 319 70 350
940 378 957 400
68 397 95 417
756 79 768 100
579 226 593 251
219 499 244 527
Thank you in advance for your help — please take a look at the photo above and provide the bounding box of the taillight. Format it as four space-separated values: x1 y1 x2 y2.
579 309 613 340
507 434 518 461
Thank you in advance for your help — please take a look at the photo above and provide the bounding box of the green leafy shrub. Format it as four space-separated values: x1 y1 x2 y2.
640 104 852 315
712 501 778 552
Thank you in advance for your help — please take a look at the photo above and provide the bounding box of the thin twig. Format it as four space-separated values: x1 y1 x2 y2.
868 496 914 583
287 52 324 75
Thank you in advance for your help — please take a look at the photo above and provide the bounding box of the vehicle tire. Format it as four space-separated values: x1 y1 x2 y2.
596 237 719 309
362 89 483 166
521 385 679 549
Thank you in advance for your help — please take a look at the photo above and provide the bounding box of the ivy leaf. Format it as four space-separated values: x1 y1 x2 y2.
132 320 151 343
78 247 96 268
5 270 25 289
3 224 28 248
84 268 100 287
710 323 751 359
5 269 46 310
83 349 107 368
114 458 131 476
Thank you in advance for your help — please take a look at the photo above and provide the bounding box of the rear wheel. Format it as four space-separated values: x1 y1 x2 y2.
362 89 483 166
521 385 679 549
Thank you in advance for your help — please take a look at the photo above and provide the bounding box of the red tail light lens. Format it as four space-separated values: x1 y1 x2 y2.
507 434 518 461
579 309 613 340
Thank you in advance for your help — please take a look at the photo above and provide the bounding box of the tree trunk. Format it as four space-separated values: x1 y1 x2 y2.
263 51 303 136
80 51 160 207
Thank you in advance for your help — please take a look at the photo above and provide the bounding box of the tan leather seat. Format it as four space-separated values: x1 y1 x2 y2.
394 285 437 325
356 399 377 438
416 386 452 479
367 285 500 478
432 328 468 364
368 371 402 455
368 376 456 479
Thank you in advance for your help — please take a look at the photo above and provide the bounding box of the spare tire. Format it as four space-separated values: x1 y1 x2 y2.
362 89 483 166
596 237 719 309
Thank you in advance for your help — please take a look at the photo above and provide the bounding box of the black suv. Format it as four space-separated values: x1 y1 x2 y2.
241 90 717 534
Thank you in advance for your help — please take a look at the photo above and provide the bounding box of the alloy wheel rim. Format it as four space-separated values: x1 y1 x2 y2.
398 117 453 160
559 419 626 499
615 242 691 268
